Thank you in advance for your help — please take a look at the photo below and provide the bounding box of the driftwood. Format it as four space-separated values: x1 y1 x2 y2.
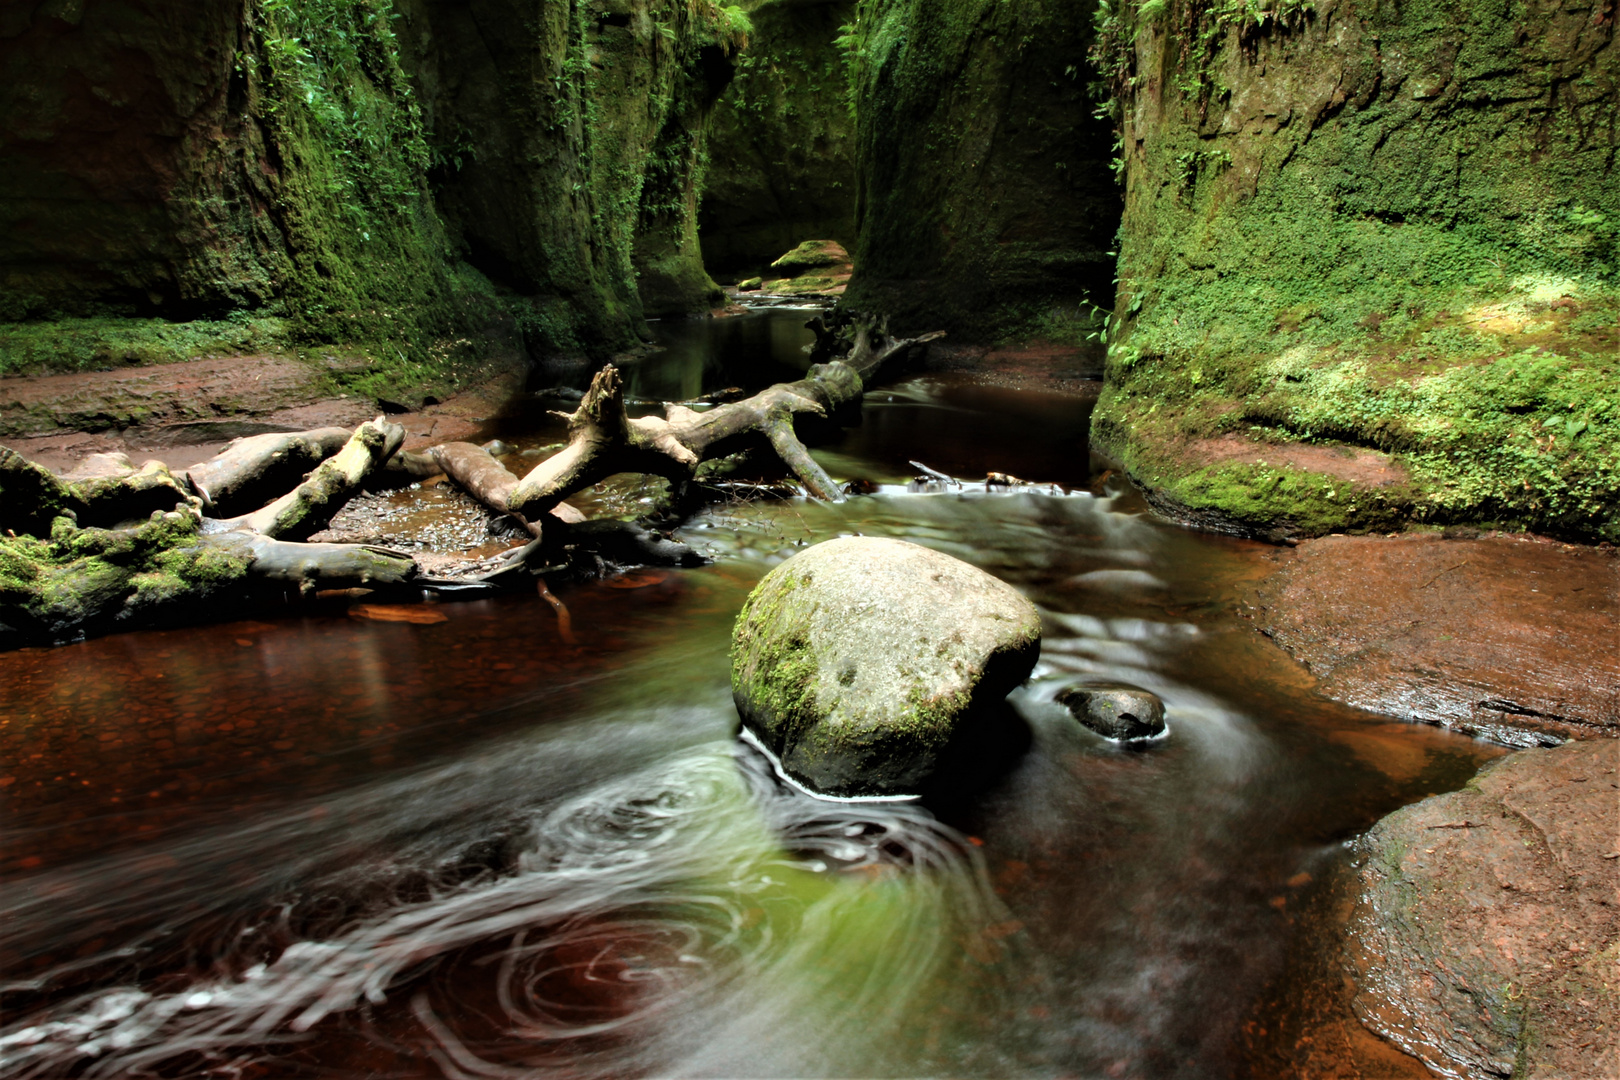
429 443 586 540
225 417 405 540
186 428 353 515
204 531 417 592
0 311 941 648
506 317 941 517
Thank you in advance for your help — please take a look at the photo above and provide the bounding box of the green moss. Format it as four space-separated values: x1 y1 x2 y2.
771 240 848 273
731 571 827 748
1094 0 1620 539
0 316 291 377
700 0 858 277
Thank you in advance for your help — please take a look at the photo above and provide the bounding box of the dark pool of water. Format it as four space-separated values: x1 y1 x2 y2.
0 310 1504 1078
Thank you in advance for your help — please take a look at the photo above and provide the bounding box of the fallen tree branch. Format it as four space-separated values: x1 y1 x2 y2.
185 428 353 516
226 417 405 540
506 316 943 518
204 531 417 594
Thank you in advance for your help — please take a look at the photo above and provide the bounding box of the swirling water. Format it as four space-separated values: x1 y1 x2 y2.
0 311 1503 1077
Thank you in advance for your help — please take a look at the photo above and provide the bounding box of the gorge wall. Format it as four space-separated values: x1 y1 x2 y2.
0 0 741 380
698 0 856 281
839 0 1122 341
1091 0 1620 540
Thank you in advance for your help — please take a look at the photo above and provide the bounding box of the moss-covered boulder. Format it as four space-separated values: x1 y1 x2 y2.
730 536 1040 797
762 239 853 295
1093 0 1620 541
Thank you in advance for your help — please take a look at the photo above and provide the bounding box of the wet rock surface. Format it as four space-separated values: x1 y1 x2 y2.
1056 682 1166 741
730 536 1040 797
1247 534 1620 745
1347 739 1619 1079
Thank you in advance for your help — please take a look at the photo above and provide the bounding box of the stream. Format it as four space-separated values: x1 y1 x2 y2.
0 308 1504 1078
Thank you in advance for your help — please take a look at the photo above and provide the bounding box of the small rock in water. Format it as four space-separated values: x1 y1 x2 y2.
1056 682 1166 741
480 439 515 457
731 536 1040 797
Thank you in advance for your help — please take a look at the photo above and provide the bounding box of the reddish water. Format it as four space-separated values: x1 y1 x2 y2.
0 311 1505 1078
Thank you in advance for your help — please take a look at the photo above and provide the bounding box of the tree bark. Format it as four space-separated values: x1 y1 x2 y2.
185 428 353 516
204 531 417 592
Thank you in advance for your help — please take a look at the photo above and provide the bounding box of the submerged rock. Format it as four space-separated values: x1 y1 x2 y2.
1055 682 1166 741
731 536 1040 797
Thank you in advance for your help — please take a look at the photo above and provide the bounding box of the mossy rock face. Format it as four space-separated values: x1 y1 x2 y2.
762 239 853 295
1097 0 1620 541
0 0 741 373
770 239 849 274
730 536 1040 797
841 0 1120 341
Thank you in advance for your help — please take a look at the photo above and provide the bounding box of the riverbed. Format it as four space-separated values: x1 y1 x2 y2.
0 308 1504 1078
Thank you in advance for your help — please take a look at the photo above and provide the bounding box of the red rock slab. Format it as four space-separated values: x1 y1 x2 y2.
0 354 332 438
1247 533 1619 745
1347 738 1619 1079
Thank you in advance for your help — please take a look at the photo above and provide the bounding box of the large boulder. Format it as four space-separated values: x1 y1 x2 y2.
730 536 1041 797
1346 739 1619 1079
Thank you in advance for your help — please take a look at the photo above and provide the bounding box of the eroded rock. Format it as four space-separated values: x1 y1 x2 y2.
1347 738 1619 1079
730 536 1040 797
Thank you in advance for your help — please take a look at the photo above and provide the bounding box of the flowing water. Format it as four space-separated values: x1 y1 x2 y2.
0 309 1504 1078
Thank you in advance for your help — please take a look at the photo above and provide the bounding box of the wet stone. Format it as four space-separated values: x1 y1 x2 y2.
1056 682 1166 741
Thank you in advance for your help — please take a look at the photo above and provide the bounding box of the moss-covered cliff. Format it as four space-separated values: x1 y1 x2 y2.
0 0 741 380
405 0 739 340
698 0 857 280
840 0 1121 341
1093 0 1619 540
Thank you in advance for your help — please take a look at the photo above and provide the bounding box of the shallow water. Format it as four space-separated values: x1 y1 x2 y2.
0 310 1503 1078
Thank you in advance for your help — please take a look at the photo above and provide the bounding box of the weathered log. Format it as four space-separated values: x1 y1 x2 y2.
186 428 353 516
204 531 417 592
227 418 405 540
381 449 443 482
429 442 587 539
505 319 942 518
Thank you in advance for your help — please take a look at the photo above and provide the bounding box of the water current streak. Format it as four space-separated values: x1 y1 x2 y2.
0 743 1019 1078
